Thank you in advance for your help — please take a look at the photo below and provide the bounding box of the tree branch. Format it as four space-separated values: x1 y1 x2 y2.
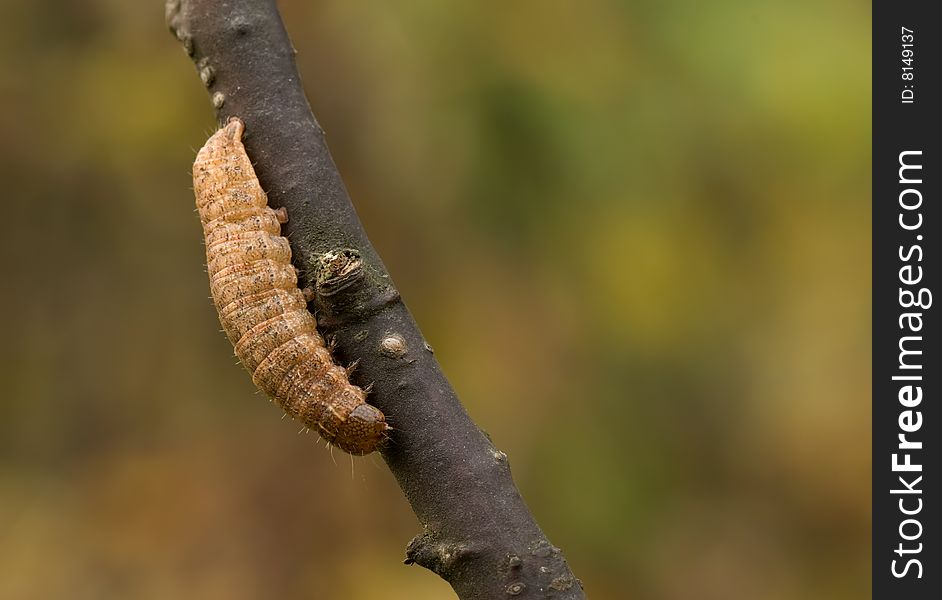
166 1 585 598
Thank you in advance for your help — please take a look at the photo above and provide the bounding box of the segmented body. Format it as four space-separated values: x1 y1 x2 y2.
192 118 387 455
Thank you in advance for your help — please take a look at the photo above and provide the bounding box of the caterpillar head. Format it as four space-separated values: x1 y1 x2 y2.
334 403 389 455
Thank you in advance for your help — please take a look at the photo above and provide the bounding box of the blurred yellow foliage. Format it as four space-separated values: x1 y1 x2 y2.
0 0 870 598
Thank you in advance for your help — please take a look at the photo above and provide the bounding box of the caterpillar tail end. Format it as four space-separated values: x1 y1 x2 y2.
223 116 244 141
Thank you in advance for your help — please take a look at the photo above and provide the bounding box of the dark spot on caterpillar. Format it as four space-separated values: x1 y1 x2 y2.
192 117 388 455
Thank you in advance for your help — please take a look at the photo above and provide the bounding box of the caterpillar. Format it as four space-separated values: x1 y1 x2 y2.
192 117 388 455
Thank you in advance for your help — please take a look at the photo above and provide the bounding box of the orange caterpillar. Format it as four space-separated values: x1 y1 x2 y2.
192 118 387 455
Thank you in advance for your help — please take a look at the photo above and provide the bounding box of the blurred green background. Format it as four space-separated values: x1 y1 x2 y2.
0 1 870 598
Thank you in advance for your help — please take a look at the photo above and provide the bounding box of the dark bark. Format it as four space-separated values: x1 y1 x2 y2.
165 1 585 598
